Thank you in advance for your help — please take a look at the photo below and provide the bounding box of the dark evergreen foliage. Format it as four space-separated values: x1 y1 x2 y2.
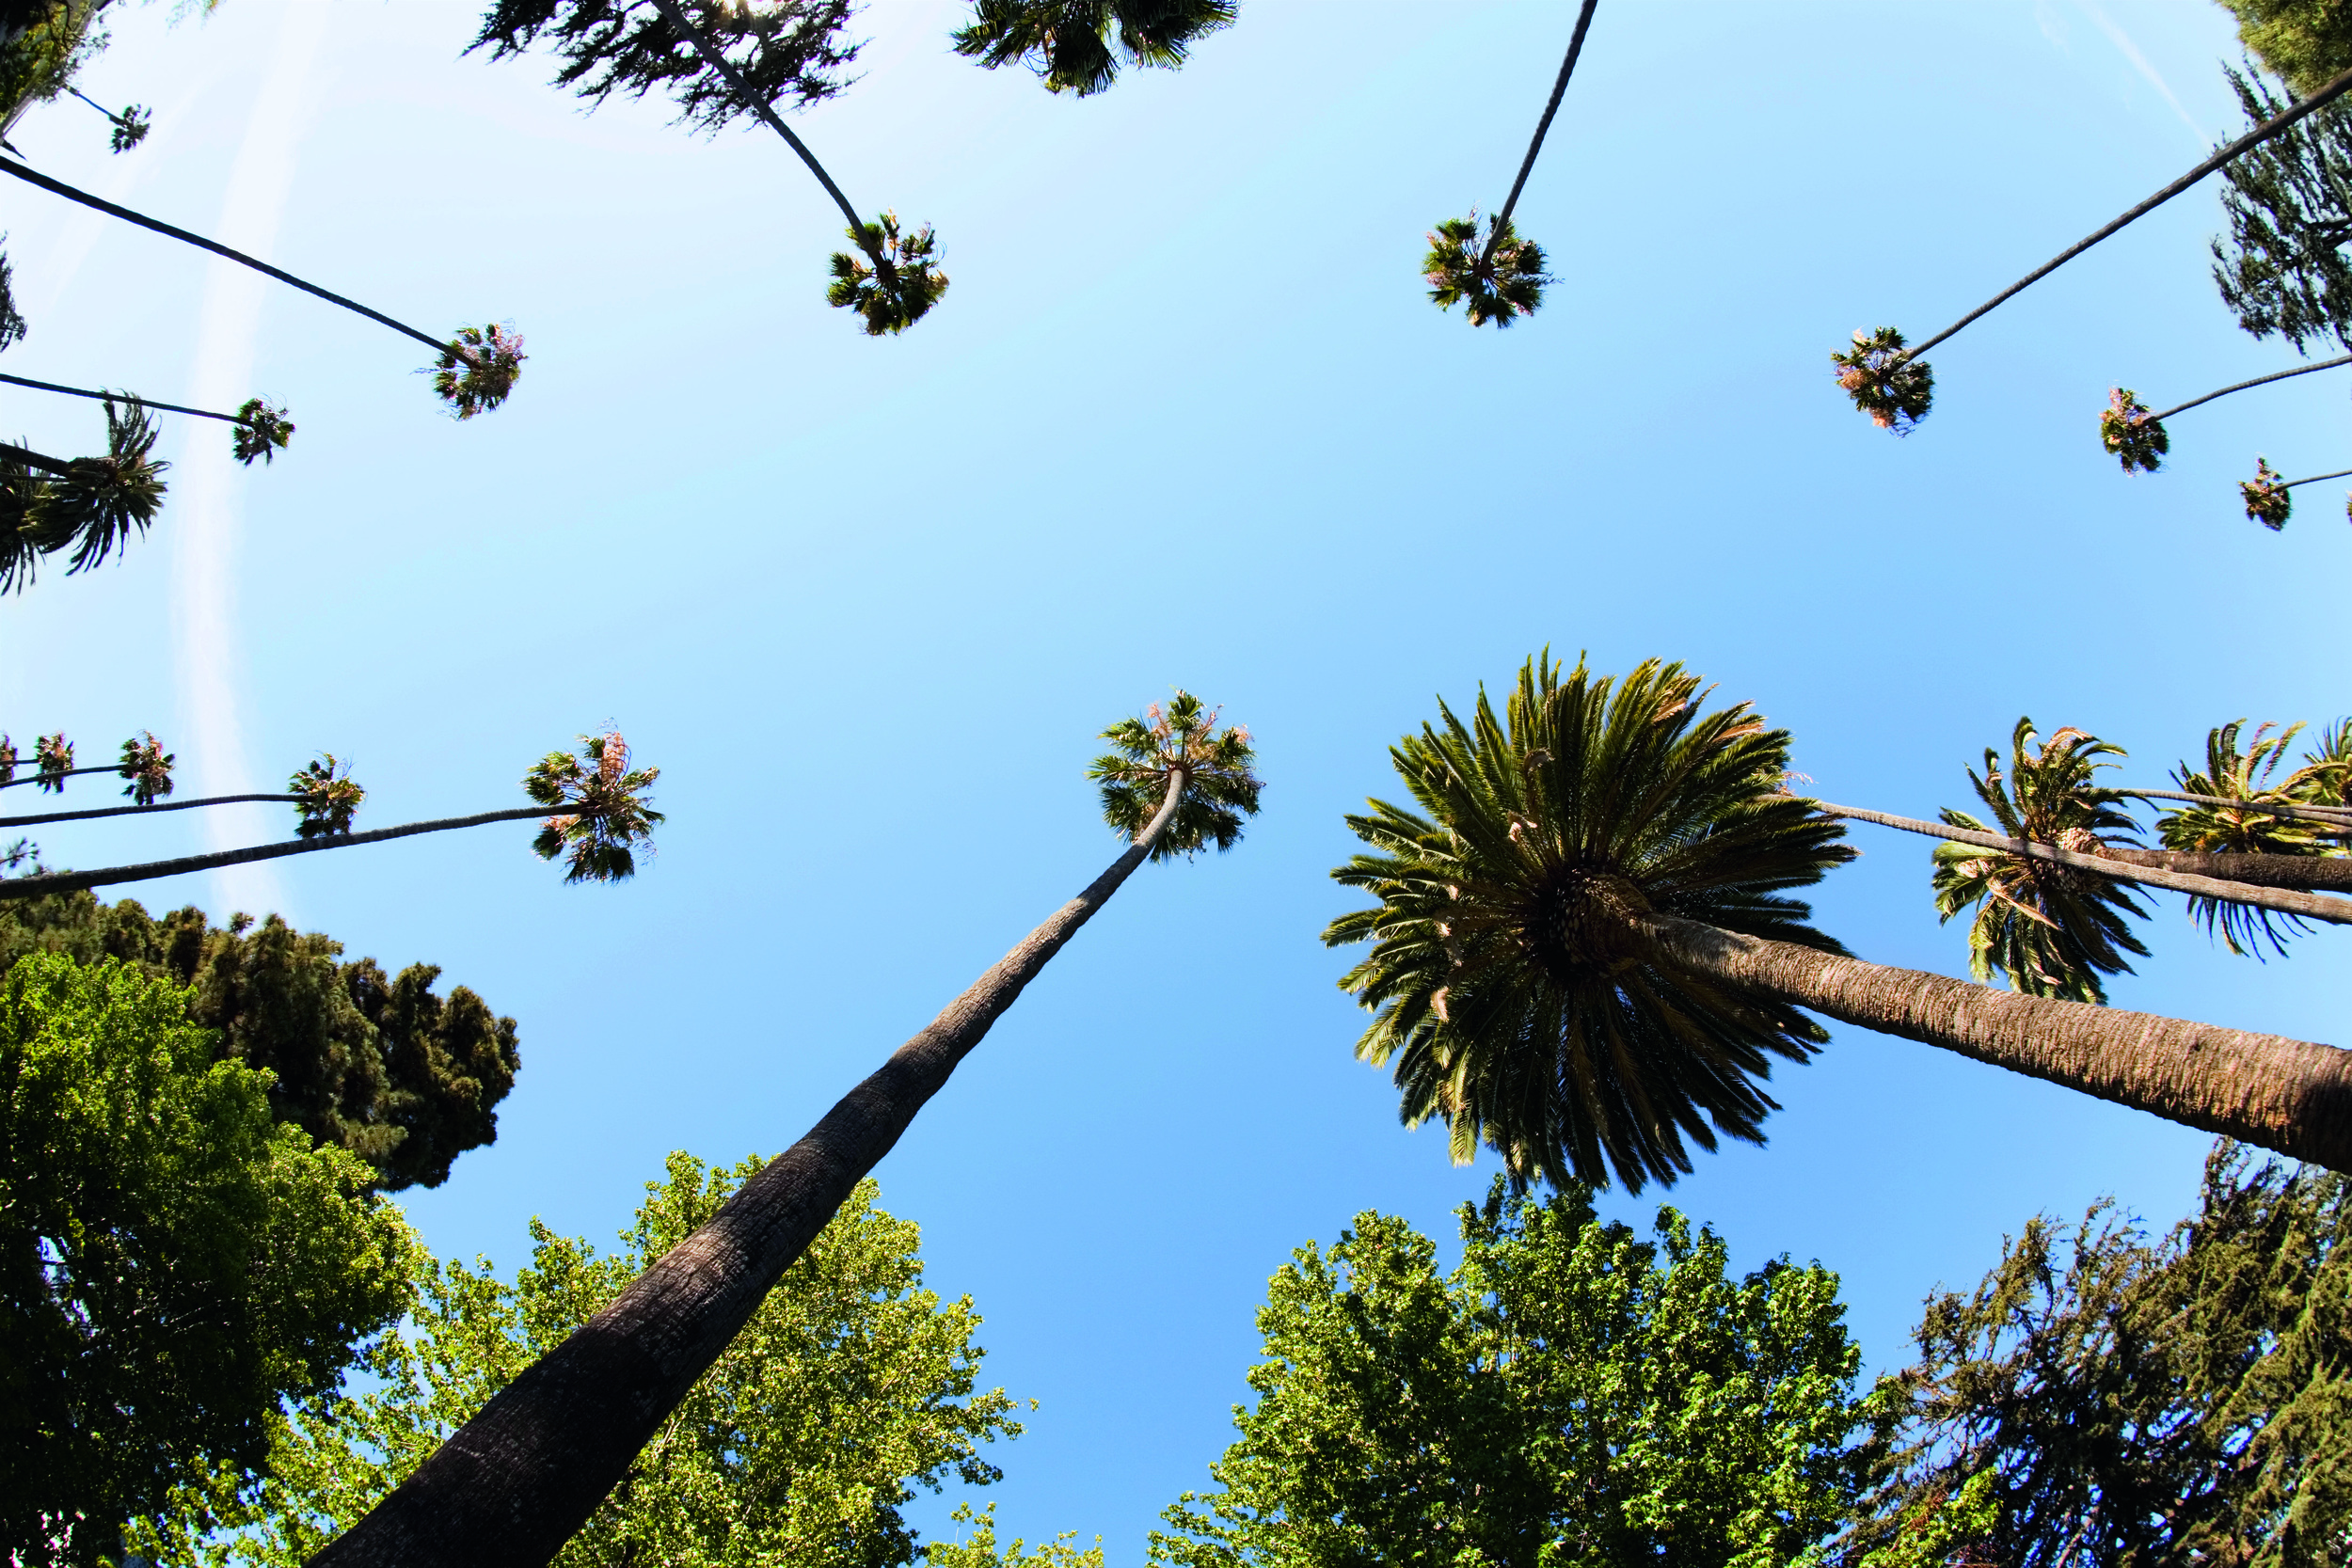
2214 68 2352 355
0 894 520 1191
952 0 1235 97
2217 0 2352 97
0 244 24 353
469 0 859 131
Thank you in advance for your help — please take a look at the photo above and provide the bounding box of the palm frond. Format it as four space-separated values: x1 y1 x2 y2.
826 214 948 336
1422 211 1549 327
291 755 365 838
1833 326 1933 433
35 733 71 793
2242 457 2293 528
523 730 663 883
116 730 173 806
2158 720 2325 956
1087 689 1261 861
432 324 526 419
470 0 861 130
230 398 294 466
952 0 1235 96
2100 388 2169 473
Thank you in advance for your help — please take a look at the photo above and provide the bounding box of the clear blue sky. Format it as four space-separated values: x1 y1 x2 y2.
4 0 2346 1557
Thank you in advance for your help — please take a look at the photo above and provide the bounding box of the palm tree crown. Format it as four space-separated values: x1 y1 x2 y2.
1423 213 1549 327
1833 327 1934 433
2158 720 2324 955
1929 720 2150 1004
524 730 664 882
1323 655 1853 1194
1089 689 1261 860
952 0 1236 97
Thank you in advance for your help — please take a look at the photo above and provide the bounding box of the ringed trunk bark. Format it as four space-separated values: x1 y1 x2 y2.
1640 912 2352 1172
308 771 1194 1568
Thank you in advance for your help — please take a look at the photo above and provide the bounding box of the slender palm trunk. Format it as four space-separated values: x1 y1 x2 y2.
2153 352 2352 420
1817 802 2352 924
2282 465 2352 490
1640 912 2352 1171
309 771 1193 1568
1476 0 1597 268
0 804 561 899
1905 60 2352 361
0 791 296 829
0 438 78 476
2127 788 2352 826
0 763 121 789
0 371 244 425
0 156 449 356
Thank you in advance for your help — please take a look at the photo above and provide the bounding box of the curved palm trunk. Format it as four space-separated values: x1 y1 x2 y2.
1906 60 2352 361
0 370 245 425
1818 803 2352 924
310 771 1193 1568
0 762 126 790
0 791 296 829
2130 788 2352 828
1477 0 1597 268
0 156 449 356
2152 353 2352 420
0 804 559 899
1641 913 2352 1171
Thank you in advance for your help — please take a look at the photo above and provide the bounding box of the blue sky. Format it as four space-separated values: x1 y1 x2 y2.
4 0 2348 1556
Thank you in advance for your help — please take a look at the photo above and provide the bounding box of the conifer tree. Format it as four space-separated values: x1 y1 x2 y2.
951 0 1235 97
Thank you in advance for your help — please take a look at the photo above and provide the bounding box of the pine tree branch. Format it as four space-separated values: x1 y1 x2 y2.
1479 0 1598 269
0 371 243 423
0 792 297 829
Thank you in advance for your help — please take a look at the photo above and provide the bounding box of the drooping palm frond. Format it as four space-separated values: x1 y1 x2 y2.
470 0 860 130
1929 719 2150 1004
431 324 526 419
952 0 1234 96
0 243 24 352
826 214 948 336
2242 457 2293 528
115 730 173 806
1088 689 1261 862
524 730 663 883
291 755 364 838
50 395 165 574
1423 212 1550 327
2159 720 2325 956
1324 655 1855 1195
2292 718 2352 843
1834 327 1934 433
2100 388 2169 473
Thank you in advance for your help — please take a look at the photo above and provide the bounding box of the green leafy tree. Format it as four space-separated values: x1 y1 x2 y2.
2216 66 2352 356
312 692 1260 1567
1152 1180 1870 1568
0 894 520 1191
1842 1139 2352 1567
139 1160 1032 1568
0 952 419 1568
2218 0 2352 98
1324 655 2352 1191
951 0 1234 97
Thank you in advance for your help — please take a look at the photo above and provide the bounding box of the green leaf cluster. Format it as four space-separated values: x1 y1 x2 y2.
1 395 168 594
2099 388 2168 474
1089 689 1263 861
230 398 294 467
430 323 526 420
1832 327 1933 434
830 213 951 337
2217 0 2352 98
524 728 664 882
1423 212 1550 327
1846 1140 2352 1567
289 754 364 838
1323 654 1851 1194
952 0 1236 98
2244 456 2295 528
2213 67 2352 355
142 1159 1029 1568
0 953 418 1568
2156 719 2332 955
116 728 173 806
0 0 108 130
1151 1180 1870 1568
0 893 520 1191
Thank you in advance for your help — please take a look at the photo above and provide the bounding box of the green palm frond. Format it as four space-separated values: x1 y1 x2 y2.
2158 720 2326 956
2242 457 2292 528
432 324 526 419
1833 326 1934 433
1088 689 1261 861
0 736 14 786
1422 212 1549 327
827 214 948 336
524 731 664 883
0 447 68 594
46 396 167 577
1324 655 1855 1196
35 733 71 794
2290 718 2352 842
230 398 294 466
952 0 1235 96
290 755 365 839
116 731 173 807
2100 388 2169 473
108 103 151 153
1928 719 2150 1004
0 244 24 352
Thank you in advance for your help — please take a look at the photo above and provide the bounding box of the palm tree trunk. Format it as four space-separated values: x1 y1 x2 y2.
1906 59 2352 360
1477 0 1597 268
0 155 450 356
2282 465 2352 490
0 791 296 829
308 770 1193 1568
0 370 245 425
2088 844 2352 893
1639 912 2352 1171
1817 802 2352 924
2152 352 2352 420
2131 788 2352 828
0 804 562 899
0 437 78 477
0 762 122 790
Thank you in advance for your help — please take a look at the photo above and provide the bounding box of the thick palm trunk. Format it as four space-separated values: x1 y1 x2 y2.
0 804 559 899
0 791 295 829
2090 844 2352 894
309 771 1192 1568
1641 913 2352 1172
1818 803 2352 924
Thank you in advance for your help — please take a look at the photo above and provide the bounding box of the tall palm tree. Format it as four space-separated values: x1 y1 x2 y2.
0 732 661 899
2235 455 2351 527
1 371 291 463
952 0 1236 97
64 85 146 151
2157 720 2329 956
2098 356 2352 473
1836 59 2352 430
308 691 1260 1568
1423 0 1597 328
0 156 522 415
1324 656 2352 1194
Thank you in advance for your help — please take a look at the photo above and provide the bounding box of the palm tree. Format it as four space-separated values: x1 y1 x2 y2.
1423 0 1597 328
0 732 661 900
2156 721 2332 955
952 0 1236 97
0 393 165 591
2098 356 2352 473
1324 656 2352 1194
2235 456 2350 527
1836 59 2352 430
0 155 522 416
307 691 1260 1568
64 85 146 151
2 371 292 463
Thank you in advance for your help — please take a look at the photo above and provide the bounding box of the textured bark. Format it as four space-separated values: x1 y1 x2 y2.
1642 913 2352 1172
1817 802 2352 926
0 791 297 829
0 370 242 424
0 805 561 899
2092 844 2352 894
308 772 1192 1568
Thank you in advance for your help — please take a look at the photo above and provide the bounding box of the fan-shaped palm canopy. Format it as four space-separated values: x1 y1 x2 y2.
2159 720 2324 956
1089 689 1260 861
952 0 1235 97
116 730 173 808
292 754 365 839
1929 719 2150 1004
827 214 948 336
1422 212 1549 327
432 325 525 420
2243 458 2293 528
1323 655 1854 1195
2100 388 2168 473
1833 327 1934 433
524 730 663 883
